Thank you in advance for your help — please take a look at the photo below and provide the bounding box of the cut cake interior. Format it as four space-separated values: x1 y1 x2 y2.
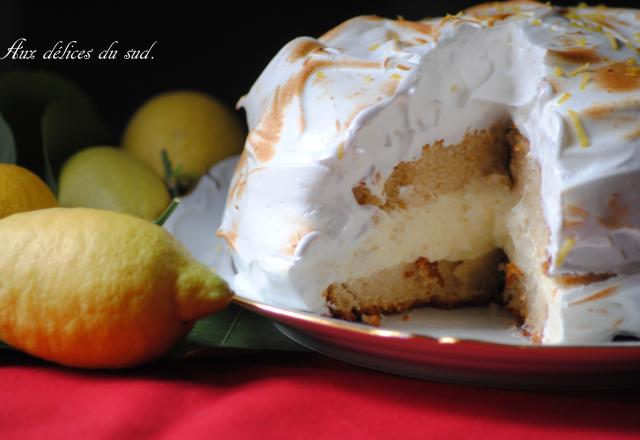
324 121 553 339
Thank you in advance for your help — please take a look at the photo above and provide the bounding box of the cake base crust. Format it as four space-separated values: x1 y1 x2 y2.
325 250 506 323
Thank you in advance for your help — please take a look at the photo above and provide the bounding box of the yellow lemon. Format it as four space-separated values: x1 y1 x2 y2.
58 147 171 221
0 163 57 219
122 91 245 192
0 208 232 368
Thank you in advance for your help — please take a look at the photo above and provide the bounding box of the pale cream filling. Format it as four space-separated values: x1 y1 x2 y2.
342 174 514 281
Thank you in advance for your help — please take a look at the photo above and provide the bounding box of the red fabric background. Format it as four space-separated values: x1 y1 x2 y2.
2 351 639 439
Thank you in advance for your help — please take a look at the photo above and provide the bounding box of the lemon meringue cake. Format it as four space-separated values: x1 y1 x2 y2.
218 1 640 344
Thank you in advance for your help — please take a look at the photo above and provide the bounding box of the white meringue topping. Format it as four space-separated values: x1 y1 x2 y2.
219 1 640 343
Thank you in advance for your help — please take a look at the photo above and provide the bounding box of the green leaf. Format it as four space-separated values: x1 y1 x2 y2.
0 70 113 191
167 304 308 358
0 113 16 164
41 99 113 193
0 70 91 178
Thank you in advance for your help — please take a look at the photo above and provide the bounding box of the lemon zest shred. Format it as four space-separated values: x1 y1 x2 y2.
569 62 590 77
570 22 583 30
554 66 565 77
442 13 462 25
565 11 581 21
580 72 590 90
558 92 572 104
556 238 576 266
606 32 619 50
583 12 606 22
568 110 590 147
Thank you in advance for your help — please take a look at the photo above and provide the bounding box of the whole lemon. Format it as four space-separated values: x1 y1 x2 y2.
0 163 57 219
0 207 232 368
58 147 170 221
122 91 244 192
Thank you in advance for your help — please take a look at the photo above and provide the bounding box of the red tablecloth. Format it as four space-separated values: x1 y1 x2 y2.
2 351 639 439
